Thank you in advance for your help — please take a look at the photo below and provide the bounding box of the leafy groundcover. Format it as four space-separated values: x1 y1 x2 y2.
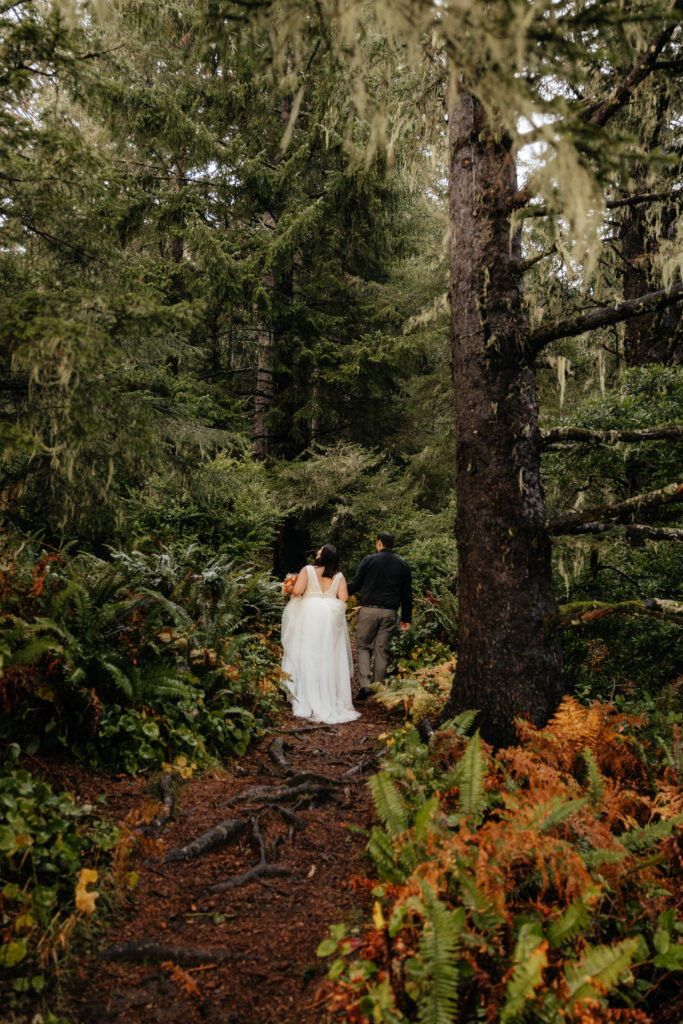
317 698 683 1024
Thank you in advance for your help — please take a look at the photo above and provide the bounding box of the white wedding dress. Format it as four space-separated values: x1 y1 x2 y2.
281 565 360 724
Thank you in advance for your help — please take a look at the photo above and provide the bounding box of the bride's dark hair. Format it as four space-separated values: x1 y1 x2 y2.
313 544 339 579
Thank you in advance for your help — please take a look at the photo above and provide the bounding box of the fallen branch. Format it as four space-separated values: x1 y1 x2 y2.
164 818 247 864
137 773 174 835
550 599 683 628
101 939 247 966
209 816 292 893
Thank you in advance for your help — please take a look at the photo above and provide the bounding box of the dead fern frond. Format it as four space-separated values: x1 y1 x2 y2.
162 961 201 998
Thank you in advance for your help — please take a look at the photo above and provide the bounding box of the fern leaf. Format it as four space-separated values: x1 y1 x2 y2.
416 889 461 1024
535 795 589 834
500 922 547 1024
366 826 400 881
369 771 410 836
582 848 626 869
12 637 64 664
458 731 485 817
548 887 600 947
582 747 604 806
101 659 134 700
440 709 479 737
565 938 639 1009
620 813 683 853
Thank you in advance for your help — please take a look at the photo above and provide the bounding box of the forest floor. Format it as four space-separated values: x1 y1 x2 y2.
49 698 399 1024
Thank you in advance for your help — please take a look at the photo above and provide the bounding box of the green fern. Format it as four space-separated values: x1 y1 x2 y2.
534 795 589 835
369 771 410 836
582 747 604 806
500 922 546 1024
416 888 462 1024
547 887 600 947
366 826 400 881
620 813 683 853
458 731 485 817
564 937 639 1009
439 709 479 737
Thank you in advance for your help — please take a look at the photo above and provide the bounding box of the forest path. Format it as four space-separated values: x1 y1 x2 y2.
65 701 397 1024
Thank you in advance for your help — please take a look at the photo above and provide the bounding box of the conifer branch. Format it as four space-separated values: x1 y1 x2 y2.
518 190 678 219
521 245 556 273
583 21 679 128
542 425 683 447
521 281 683 359
605 190 678 210
547 482 683 533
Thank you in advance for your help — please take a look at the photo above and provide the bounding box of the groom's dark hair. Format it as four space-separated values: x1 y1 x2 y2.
378 531 395 549
313 544 340 578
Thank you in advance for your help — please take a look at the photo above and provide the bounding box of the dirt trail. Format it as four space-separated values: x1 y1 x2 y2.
64 701 397 1024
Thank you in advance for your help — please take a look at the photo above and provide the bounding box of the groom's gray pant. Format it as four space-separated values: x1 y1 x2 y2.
356 606 398 687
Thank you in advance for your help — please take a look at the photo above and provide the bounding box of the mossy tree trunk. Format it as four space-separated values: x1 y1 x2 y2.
440 86 564 747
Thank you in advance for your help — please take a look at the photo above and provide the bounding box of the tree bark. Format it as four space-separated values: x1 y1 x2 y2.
440 85 564 747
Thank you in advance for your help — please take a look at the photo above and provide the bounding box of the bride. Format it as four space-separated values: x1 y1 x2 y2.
281 544 360 724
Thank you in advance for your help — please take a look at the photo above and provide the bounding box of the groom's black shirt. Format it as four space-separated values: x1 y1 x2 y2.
347 549 413 623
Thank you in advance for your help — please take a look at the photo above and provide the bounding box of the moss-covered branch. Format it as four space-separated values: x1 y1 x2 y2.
583 20 679 127
551 522 683 542
521 282 683 360
542 425 683 447
548 482 683 533
551 599 683 628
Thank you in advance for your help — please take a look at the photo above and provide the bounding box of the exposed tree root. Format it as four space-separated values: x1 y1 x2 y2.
271 804 305 827
163 817 247 864
101 939 249 966
224 780 333 806
343 757 378 777
137 773 175 835
209 816 292 893
281 724 336 735
268 736 293 774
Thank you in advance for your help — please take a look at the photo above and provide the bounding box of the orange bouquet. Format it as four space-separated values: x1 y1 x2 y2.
281 573 298 596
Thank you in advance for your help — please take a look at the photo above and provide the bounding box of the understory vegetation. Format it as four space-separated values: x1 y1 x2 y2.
318 700 683 1024
2 0 682 1021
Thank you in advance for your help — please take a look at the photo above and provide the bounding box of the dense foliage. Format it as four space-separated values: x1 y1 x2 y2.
0 747 121 1015
0 545 284 773
318 701 683 1023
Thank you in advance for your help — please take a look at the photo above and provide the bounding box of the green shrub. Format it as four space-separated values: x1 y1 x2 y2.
0 749 119 1014
0 545 285 772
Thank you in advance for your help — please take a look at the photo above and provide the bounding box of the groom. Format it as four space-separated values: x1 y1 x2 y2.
347 531 412 700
